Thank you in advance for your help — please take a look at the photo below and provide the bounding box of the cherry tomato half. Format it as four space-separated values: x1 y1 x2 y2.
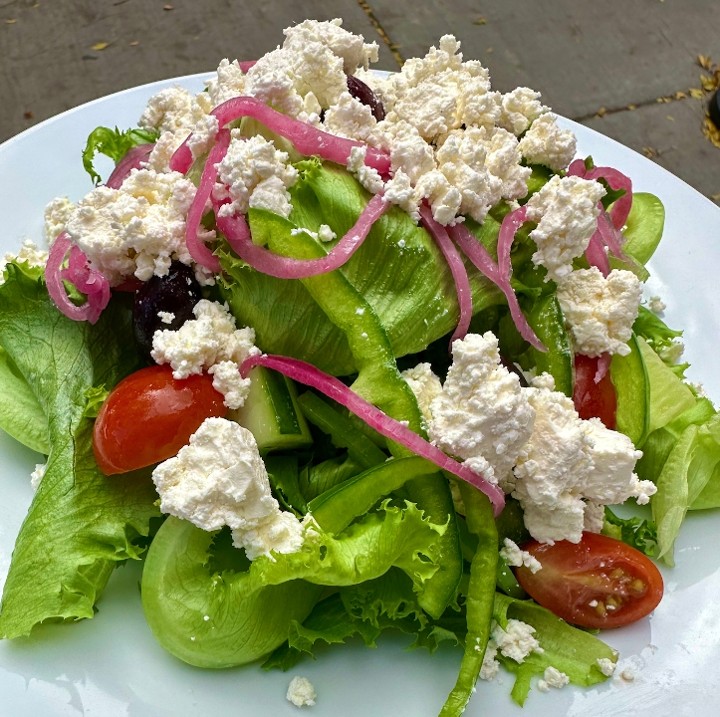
93 364 226 475
573 354 617 429
515 532 664 629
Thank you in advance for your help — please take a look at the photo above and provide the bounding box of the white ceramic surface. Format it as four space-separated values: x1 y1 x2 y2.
1 76 719 717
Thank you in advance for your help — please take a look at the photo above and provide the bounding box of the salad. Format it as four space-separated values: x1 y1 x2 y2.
2 18 720 716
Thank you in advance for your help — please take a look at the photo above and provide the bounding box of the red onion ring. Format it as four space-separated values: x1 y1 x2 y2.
45 232 111 324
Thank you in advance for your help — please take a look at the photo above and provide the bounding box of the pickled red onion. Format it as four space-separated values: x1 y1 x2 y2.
45 232 111 324
449 219 545 352
183 129 232 273
106 143 154 189
568 159 633 231
171 96 391 177
584 231 611 276
215 193 389 278
240 353 506 515
419 205 472 343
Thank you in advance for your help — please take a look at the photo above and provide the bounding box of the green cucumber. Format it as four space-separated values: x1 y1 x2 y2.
229 365 312 453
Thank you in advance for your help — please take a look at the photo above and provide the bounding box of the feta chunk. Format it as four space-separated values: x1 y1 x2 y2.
64 168 196 285
427 332 535 486
518 113 577 172
216 132 298 219
537 666 570 692
43 196 75 242
152 417 304 560
556 267 642 357
139 86 214 170
381 35 500 142
151 299 259 409
1 239 48 283
525 175 605 283
512 374 651 544
286 675 317 707
498 87 548 136
492 619 543 662
401 362 443 426
500 537 542 573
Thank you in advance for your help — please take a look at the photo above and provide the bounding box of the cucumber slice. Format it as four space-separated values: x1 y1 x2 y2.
229 365 312 453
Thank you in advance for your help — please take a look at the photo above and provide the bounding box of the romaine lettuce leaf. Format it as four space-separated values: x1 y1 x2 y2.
0 263 159 638
218 161 502 375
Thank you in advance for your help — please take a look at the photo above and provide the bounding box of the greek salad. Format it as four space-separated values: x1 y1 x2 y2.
2 18 720 716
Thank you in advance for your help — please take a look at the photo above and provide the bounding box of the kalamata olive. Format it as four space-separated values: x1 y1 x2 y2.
346 74 386 121
133 261 202 356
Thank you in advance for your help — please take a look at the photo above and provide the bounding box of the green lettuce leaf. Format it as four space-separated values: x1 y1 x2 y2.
493 593 616 705
0 263 160 638
140 501 447 668
81 125 159 185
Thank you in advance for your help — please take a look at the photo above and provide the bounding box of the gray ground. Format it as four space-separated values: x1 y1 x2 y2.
0 0 718 202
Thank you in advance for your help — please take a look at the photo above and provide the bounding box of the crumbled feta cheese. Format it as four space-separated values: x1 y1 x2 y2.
152 417 305 560
556 267 642 357
402 362 443 426
518 113 577 172
157 310 175 325
647 294 666 314
317 224 336 242
64 168 197 284
139 86 214 170
44 196 75 242
284 18 378 73
479 641 500 680
498 87 548 136
537 666 570 692
525 175 605 283
151 299 259 408
427 332 535 485
596 657 617 677
286 675 317 707
215 132 298 219
244 19 374 120
381 35 500 142
205 58 248 108
0 239 49 283
492 619 543 662
322 91 378 141
500 537 542 574
30 463 47 492
346 145 384 194
512 374 651 544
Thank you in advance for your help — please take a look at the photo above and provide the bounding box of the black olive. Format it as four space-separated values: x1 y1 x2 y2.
346 74 386 122
133 261 202 356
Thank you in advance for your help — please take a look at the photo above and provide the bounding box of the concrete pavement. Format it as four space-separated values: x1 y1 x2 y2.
0 0 717 202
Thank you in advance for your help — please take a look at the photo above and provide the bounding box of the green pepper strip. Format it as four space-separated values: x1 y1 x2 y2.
440 483 498 717
297 391 388 469
308 456 440 535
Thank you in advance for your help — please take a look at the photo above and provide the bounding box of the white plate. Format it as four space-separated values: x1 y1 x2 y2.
1 76 719 717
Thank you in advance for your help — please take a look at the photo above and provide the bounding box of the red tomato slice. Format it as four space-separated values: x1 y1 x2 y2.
573 354 617 429
515 532 663 629
93 365 227 475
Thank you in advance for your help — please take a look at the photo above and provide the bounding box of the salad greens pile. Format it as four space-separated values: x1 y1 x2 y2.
2 98 720 717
